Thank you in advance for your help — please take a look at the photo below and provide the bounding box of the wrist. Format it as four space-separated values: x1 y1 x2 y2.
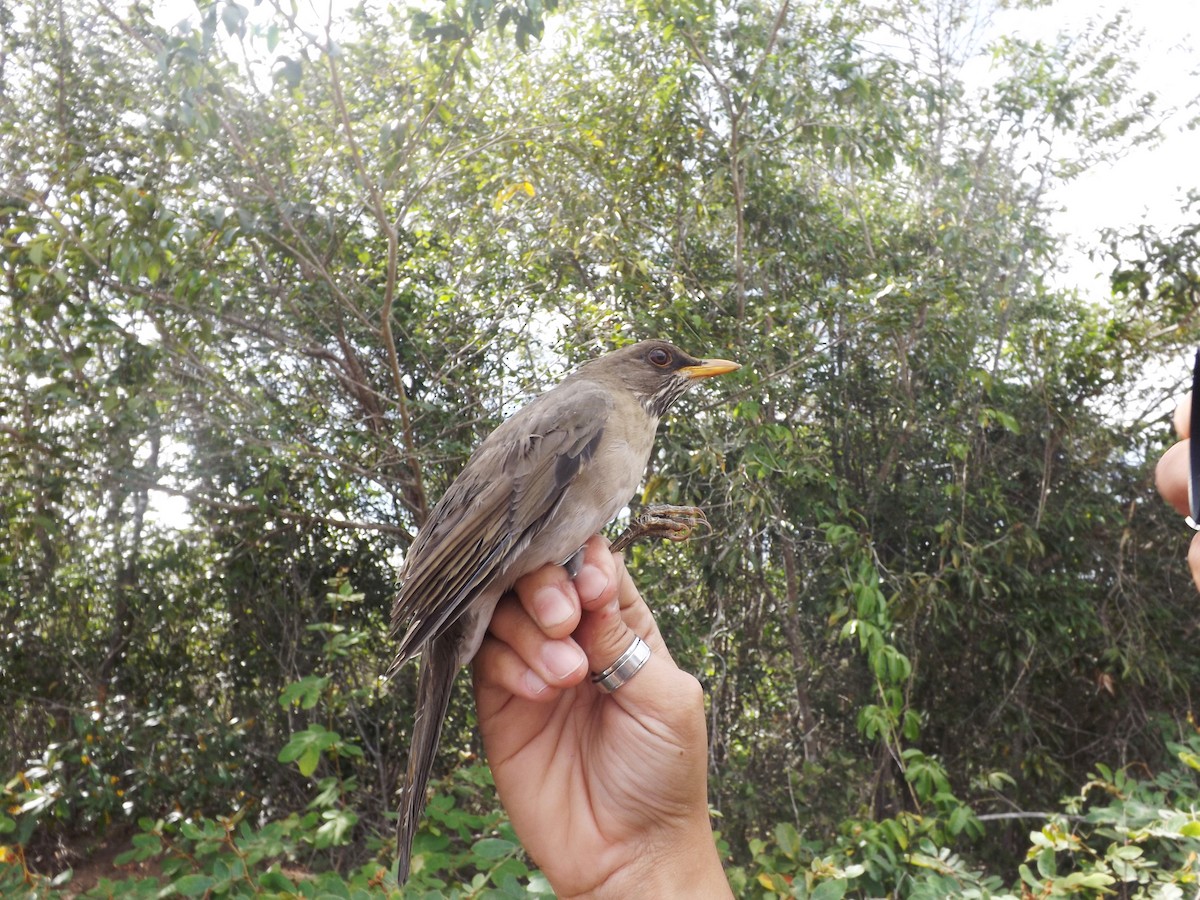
559 817 730 900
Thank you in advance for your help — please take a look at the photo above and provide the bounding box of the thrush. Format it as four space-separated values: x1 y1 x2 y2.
387 339 740 882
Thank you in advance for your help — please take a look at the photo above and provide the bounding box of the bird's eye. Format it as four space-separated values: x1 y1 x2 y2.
647 347 672 367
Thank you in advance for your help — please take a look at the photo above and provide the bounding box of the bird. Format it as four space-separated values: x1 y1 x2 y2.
387 338 740 883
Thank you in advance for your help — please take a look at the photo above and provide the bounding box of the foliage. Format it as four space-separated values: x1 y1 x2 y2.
2 762 549 897
1108 194 1200 324
725 732 1200 898
2 0 1199 894
4 732 1198 895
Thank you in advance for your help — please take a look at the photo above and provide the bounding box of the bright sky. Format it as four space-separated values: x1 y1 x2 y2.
1000 0 1199 292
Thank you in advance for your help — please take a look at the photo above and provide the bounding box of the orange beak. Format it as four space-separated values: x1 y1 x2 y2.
680 358 741 380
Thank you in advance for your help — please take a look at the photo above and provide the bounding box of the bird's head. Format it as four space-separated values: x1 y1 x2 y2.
583 340 741 419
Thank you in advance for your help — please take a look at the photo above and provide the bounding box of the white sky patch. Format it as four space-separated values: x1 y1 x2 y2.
1002 0 1199 290
145 434 196 530
147 486 193 530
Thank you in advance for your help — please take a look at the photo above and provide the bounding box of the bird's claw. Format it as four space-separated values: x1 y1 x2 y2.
610 504 710 554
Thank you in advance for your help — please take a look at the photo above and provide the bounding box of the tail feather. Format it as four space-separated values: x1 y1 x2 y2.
396 636 458 884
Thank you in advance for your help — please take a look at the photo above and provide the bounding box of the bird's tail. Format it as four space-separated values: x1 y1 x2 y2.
395 635 457 884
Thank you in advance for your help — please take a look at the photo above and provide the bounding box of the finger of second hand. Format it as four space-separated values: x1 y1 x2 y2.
1156 440 1191 517
1189 532 1200 594
1175 391 1193 440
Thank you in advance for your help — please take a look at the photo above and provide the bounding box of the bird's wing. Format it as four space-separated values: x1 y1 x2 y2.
389 380 613 665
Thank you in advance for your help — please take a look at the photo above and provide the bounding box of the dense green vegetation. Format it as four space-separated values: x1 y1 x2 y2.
2 0 1198 895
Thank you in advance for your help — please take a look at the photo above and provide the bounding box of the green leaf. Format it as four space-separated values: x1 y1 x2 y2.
472 836 518 860
258 867 294 891
220 2 247 36
1018 863 1041 889
811 879 849 900
314 808 359 849
1058 871 1115 888
274 57 302 88
172 873 216 896
1178 751 1200 772
773 821 801 859
278 724 340 776
279 675 330 710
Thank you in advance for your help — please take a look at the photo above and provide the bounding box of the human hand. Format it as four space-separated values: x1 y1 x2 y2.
1154 391 1200 591
472 534 731 899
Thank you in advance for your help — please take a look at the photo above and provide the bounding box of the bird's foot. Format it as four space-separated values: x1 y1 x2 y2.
560 506 710 577
610 505 710 553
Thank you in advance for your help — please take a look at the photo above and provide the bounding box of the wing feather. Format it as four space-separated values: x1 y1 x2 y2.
389 381 613 666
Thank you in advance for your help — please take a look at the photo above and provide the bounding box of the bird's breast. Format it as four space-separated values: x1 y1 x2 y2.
524 420 658 566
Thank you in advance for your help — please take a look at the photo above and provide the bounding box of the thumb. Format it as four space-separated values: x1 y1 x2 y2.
574 553 707 748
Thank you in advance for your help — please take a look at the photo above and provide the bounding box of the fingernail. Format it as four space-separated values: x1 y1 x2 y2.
541 640 586 680
532 586 574 629
522 669 550 696
574 563 609 603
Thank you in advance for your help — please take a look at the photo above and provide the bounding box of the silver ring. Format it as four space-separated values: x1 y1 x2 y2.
591 635 651 694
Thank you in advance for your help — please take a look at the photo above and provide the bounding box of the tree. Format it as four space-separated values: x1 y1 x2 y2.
2 0 1197 893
